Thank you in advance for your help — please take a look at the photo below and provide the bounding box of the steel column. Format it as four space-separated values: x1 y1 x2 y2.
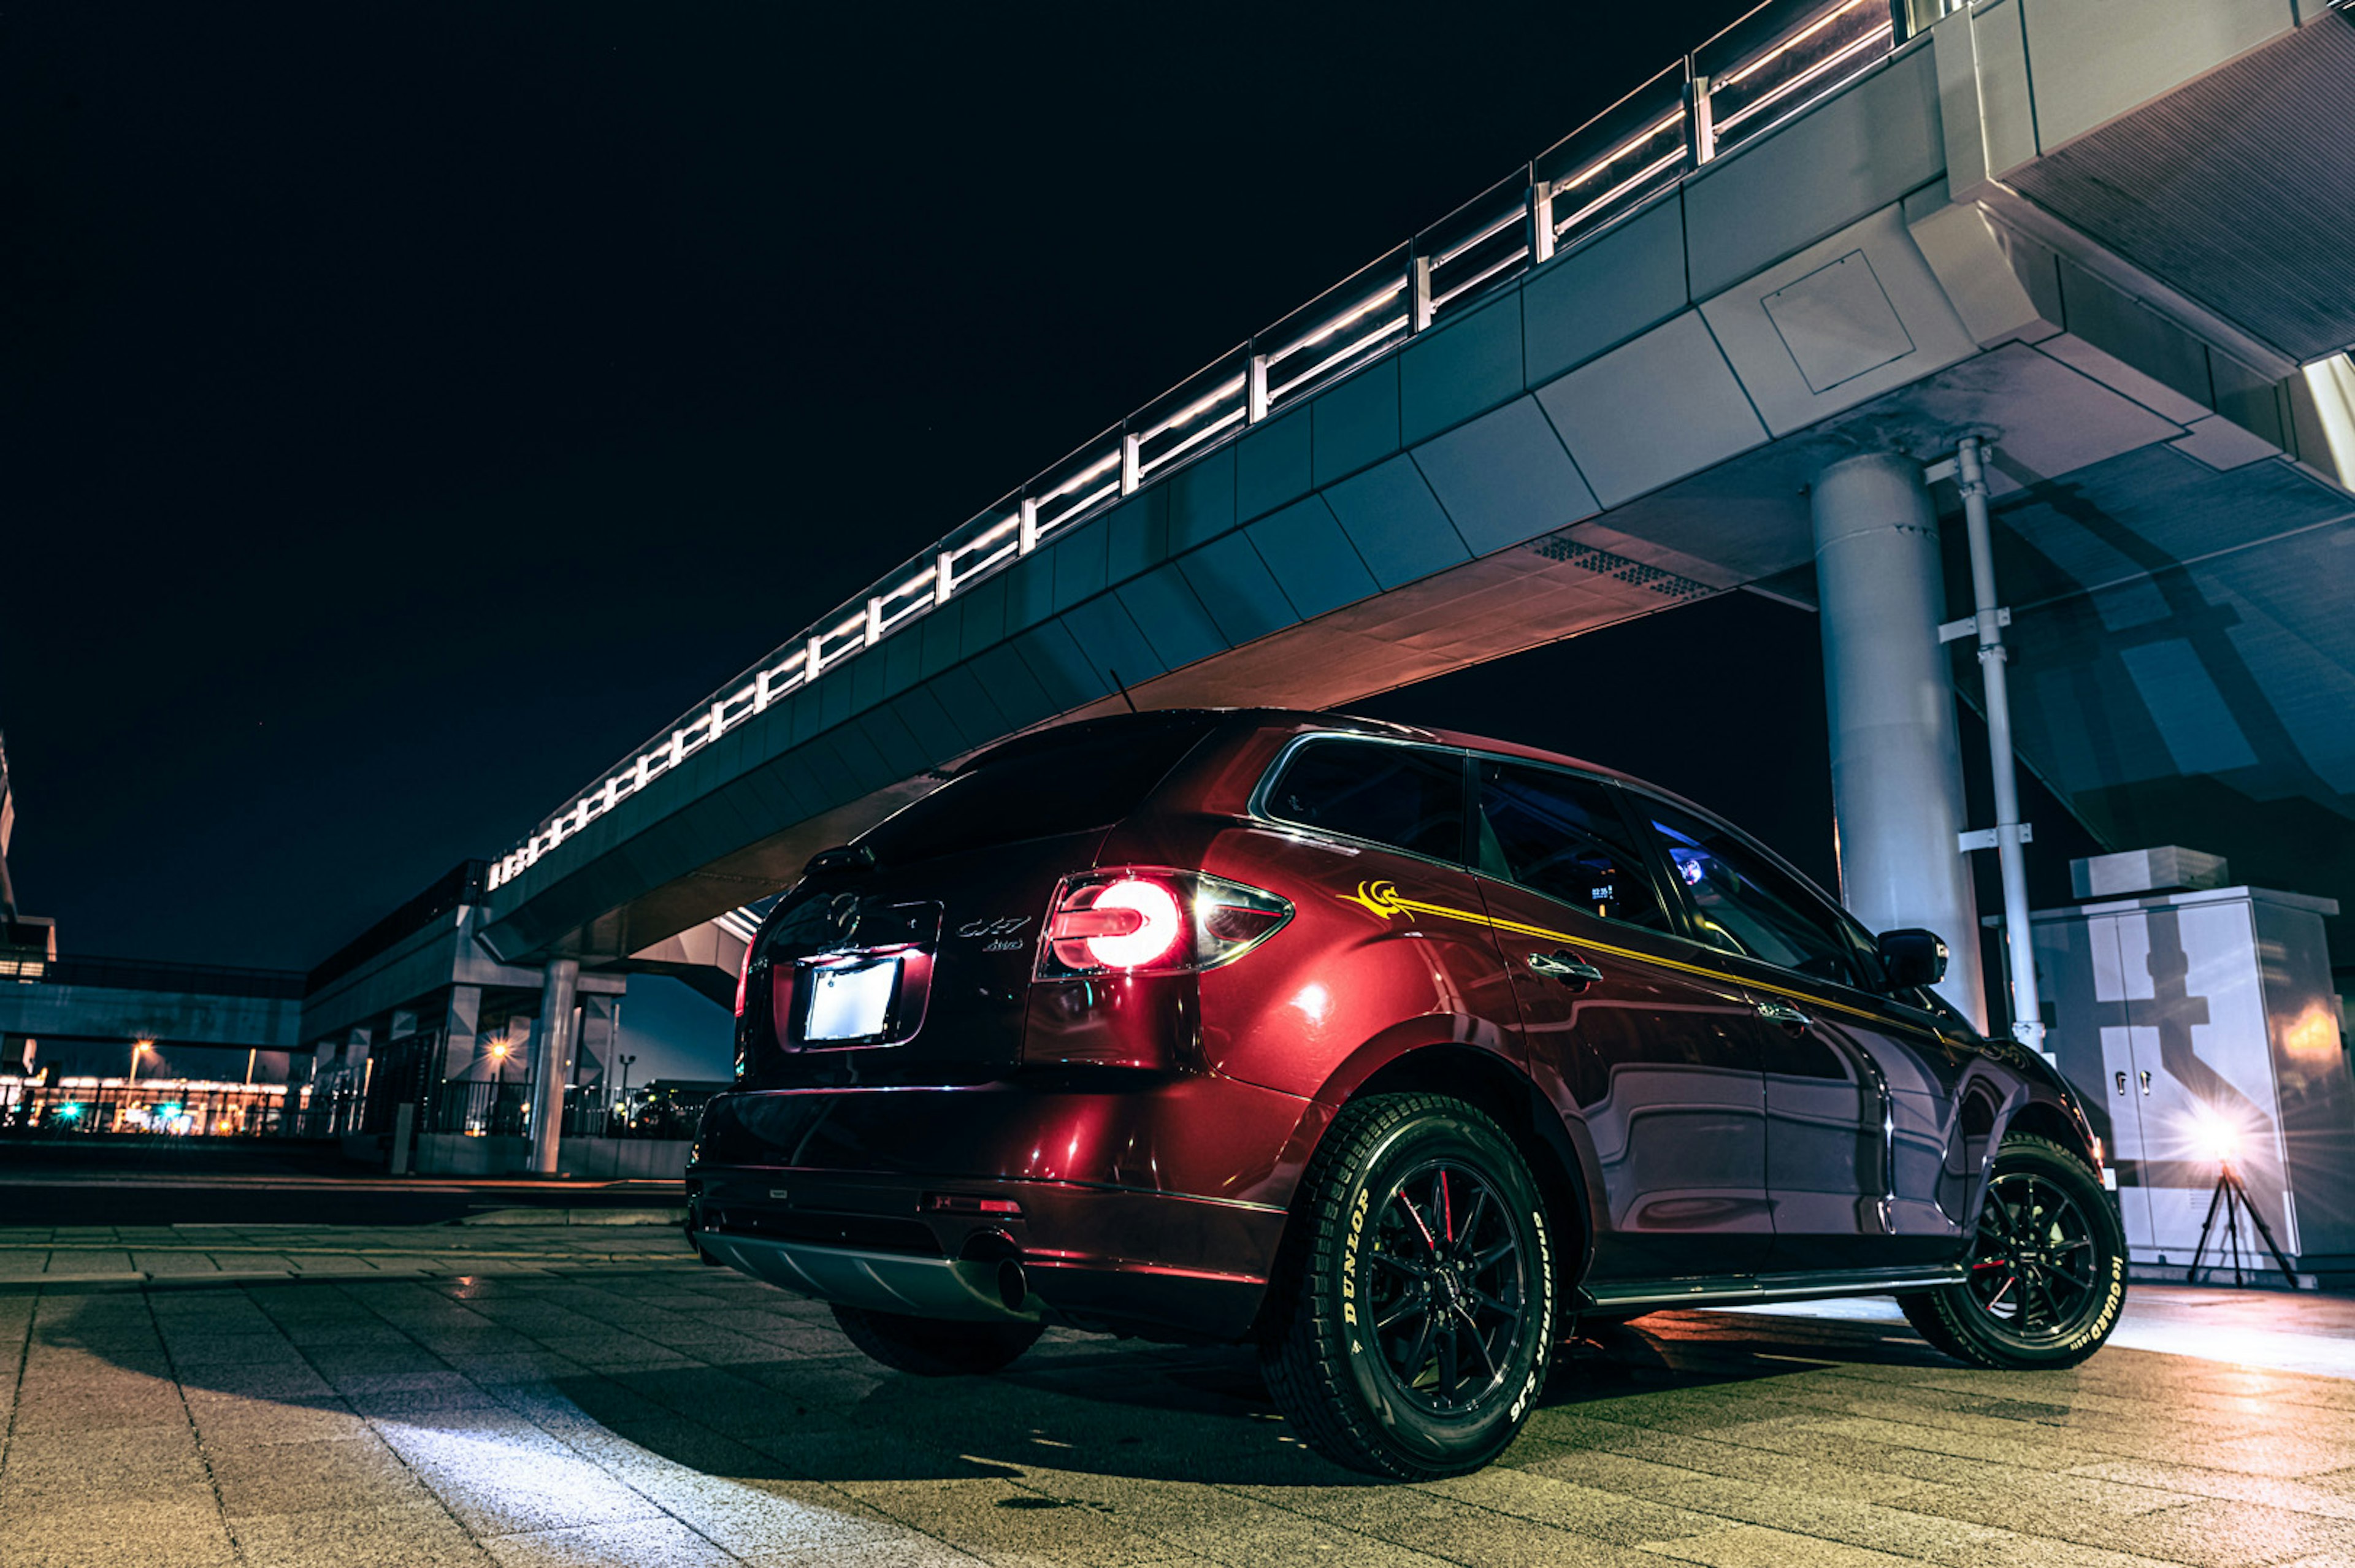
1811 452 1987 1027
529 957 577 1176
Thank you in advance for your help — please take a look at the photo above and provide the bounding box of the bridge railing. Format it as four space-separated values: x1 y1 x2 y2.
489 0 1909 892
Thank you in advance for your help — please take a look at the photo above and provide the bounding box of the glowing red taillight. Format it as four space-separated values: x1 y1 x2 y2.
1049 877 1184 970
1037 869 1292 979
733 941 752 1017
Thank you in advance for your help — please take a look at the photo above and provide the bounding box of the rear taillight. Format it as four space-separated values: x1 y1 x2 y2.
733 941 752 1017
1037 869 1291 979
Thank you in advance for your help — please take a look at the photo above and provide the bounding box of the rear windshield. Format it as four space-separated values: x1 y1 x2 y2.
859 712 1223 866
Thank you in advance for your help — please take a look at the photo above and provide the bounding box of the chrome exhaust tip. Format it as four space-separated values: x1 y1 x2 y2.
995 1257 1028 1313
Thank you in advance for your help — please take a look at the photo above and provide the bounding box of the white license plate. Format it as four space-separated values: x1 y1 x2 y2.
803 958 898 1041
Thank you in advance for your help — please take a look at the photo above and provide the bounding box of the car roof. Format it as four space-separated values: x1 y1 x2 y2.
968 707 1847 917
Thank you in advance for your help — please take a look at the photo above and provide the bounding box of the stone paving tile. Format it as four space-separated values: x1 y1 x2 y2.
4 1232 2354 1567
225 1499 495 1567
0 1496 242 1567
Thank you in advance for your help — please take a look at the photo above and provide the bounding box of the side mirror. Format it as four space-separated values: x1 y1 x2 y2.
1878 928 1948 990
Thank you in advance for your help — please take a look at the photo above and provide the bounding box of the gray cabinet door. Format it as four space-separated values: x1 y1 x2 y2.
2088 903 2295 1262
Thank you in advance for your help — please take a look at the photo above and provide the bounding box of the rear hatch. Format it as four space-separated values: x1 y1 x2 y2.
738 711 1226 1089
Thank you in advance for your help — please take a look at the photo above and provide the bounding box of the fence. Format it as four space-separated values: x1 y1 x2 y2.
418 1079 679 1141
487 0 1913 893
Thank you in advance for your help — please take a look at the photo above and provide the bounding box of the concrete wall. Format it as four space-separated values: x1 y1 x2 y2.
412 1133 690 1179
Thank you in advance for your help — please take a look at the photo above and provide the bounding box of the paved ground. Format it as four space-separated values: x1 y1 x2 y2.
2 1230 2351 1568
0 1217 689 1290
0 1149 688 1225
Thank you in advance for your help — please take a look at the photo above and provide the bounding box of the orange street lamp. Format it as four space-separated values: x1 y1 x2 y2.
129 1039 154 1087
491 1041 510 1084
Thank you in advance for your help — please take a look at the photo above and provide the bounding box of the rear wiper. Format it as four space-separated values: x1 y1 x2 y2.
802 843 877 879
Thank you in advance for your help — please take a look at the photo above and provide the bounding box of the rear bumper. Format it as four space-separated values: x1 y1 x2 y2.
700 1234 1033 1323
688 1074 1324 1342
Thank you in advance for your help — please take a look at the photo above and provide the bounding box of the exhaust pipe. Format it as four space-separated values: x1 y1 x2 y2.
956 1230 1032 1316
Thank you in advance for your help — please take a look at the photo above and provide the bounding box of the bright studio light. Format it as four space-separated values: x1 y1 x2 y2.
2189 1107 2243 1166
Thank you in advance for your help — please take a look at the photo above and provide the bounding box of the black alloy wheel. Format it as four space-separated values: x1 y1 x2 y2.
1262 1093 1557 1478
1901 1134 2126 1369
1365 1160 1529 1416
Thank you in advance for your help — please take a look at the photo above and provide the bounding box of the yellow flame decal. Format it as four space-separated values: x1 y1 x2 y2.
1330 877 1942 1033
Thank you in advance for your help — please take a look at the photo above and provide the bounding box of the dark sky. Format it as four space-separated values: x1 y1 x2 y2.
2 2 1788 973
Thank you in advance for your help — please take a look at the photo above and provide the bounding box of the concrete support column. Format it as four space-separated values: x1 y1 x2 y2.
438 984 483 1080
529 958 577 1176
1811 452 1987 1028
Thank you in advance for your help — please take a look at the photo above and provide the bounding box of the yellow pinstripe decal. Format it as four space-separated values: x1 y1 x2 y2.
1341 879 1905 1029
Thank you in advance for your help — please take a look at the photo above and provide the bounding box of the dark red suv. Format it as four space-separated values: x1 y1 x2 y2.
688 709 2124 1476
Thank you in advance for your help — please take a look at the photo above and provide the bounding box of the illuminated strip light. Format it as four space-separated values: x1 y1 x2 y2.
1711 23 1893 138
1136 404 1248 478
1550 107 1686 197
1036 480 1120 535
1715 0 1874 90
1265 315 1410 407
1136 374 1247 445
1040 451 1121 503
1429 244 1531 315
1552 148 1687 239
714 907 762 943
1259 281 1409 372
1432 205 1526 267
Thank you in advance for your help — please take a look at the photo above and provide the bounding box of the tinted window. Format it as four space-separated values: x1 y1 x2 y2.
860 713 1220 865
1265 740 1465 861
1476 762 1669 931
1641 798 1878 989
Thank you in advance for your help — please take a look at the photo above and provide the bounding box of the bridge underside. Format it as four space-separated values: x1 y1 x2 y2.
484 5 2355 983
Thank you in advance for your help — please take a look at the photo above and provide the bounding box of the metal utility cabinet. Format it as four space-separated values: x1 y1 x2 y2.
2030 876 2354 1282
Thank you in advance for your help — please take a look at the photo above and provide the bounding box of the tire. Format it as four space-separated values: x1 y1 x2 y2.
1897 1134 2126 1370
831 1305 1043 1376
1260 1093 1557 1479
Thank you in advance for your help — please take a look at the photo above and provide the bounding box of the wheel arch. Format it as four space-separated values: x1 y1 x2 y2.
1251 1041 1595 1339
2000 1095 2097 1170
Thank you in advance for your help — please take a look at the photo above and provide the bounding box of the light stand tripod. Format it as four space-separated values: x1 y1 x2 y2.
2186 1158 2299 1288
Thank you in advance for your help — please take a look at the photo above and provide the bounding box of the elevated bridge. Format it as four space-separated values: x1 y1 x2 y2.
475 0 2355 1070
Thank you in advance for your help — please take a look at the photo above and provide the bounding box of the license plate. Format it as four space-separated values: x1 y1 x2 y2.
803 958 898 1041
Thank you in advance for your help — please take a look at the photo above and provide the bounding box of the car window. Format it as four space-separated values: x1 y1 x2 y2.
1264 740 1465 862
1476 762 1670 931
1640 798 1878 990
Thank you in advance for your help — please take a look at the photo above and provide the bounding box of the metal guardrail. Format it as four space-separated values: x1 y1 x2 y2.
488 0 1906 893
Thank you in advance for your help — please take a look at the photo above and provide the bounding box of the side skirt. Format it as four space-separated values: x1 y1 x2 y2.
1580 1263 1967 1313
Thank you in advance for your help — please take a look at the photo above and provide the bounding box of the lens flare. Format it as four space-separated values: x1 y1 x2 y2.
2188 1106 2243 1166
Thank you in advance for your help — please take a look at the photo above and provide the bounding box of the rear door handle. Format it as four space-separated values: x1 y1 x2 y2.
1754 998 1812 1030
1526 951 1603 985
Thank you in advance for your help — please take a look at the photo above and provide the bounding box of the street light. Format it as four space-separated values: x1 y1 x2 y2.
616 1053 637 1114
490 1041 510 1084
129 1039 153 1086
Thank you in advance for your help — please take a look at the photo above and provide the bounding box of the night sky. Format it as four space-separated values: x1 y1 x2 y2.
4 0 1821 998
